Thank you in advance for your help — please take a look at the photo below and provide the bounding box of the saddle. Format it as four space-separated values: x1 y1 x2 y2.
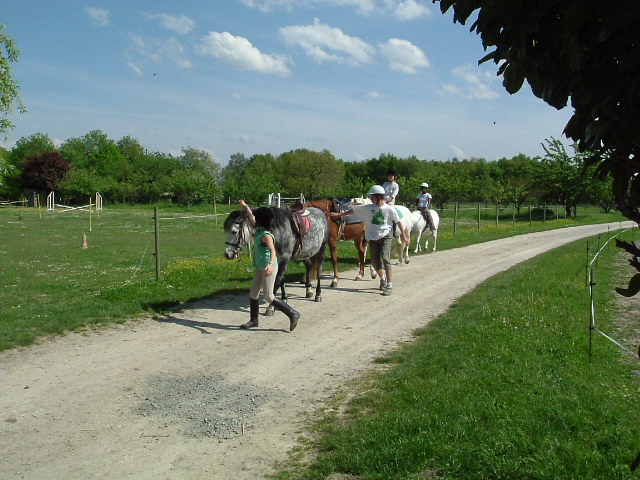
290 203 311 254
332 198 361 225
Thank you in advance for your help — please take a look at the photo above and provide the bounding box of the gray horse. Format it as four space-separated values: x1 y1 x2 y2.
223 206 329 313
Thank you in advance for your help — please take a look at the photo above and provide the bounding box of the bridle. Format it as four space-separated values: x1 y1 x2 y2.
225 215 248 257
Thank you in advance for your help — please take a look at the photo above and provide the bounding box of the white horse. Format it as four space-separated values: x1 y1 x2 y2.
391 205 414 264
411 209 439 253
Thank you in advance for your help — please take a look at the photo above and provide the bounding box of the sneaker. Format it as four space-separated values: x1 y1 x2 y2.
379 278 387 290
382 286 393 296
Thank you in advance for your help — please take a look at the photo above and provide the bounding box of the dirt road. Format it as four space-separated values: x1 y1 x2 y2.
0 222 632 480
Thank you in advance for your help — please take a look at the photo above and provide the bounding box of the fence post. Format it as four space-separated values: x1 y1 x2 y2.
529 204 532 226
154 206 161 281
495 202 499 227
453 202 458 235
477 203 480 230
586 240 590 286
543 203 547 223
512 204 516 227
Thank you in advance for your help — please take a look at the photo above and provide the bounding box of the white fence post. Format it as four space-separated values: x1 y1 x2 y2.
47 192 55 211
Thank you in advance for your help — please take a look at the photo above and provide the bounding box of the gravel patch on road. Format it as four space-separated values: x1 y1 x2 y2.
136 374 273 439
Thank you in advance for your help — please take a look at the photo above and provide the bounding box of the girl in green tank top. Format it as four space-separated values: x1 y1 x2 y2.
238 199 300 331
253 229 278 270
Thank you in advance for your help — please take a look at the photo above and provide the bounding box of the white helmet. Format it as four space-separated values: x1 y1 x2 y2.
367 185 385 196
421 182 429 188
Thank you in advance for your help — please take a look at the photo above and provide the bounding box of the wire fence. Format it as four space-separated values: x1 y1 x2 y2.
586 225 640 362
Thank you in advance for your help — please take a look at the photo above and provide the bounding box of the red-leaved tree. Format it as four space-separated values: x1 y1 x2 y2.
19 151 70 192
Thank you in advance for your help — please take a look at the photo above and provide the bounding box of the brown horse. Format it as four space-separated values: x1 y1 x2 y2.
305 199 367 287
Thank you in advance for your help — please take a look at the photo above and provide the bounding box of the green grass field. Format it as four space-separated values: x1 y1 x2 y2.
273 229 640 480
0 202 625 352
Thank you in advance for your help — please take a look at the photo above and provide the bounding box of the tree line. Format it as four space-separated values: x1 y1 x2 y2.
0 130 614 214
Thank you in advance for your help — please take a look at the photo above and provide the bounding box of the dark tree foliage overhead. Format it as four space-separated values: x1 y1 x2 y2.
434 0 640 293
434 0 640 219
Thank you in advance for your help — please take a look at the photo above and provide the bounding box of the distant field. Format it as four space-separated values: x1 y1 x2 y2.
0 202 625 351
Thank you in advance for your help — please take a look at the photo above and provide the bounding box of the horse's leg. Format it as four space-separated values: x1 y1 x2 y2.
402 232 410 264
328 235 339 287
305 260 314 299
354 236 366 280
365 242 377 279
404 227 411 263
393 237 401 265
313 250 324 302
433 231 438 252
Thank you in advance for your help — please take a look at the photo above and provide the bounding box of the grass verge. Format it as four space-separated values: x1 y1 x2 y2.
273 231 640 480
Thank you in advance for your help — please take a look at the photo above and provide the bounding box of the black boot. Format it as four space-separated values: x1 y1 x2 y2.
271 298 300 332
240 299 260 329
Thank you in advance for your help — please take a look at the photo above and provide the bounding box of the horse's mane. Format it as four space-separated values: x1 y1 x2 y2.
268 207 292 230
223 209 243 230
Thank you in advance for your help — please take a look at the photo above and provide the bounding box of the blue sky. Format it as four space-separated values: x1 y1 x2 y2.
3 0 572 165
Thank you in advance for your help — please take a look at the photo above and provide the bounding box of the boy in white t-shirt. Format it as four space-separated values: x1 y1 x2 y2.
330 185 409 296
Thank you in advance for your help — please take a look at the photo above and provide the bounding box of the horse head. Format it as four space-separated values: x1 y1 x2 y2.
223 210 252 260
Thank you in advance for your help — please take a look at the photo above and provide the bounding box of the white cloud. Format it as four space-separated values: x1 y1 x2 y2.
393 0 430 20
145 13 195 35
365 91 389 99
445 64 500 100
450 145 467 158
237 0 297 12
85 7 110 27
197 32 292 76
281 19 375 66
238 0 426 17
127 34 193 70
331 0 378 15
440 83 460 95
379 38 430 74
127 62 143 76
238 0 377 14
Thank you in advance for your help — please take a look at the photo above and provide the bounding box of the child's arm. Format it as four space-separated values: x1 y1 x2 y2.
330 208 353 219
239 199 256 226
262 233 277 276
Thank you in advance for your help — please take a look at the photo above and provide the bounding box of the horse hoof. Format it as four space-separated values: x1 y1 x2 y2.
306 292 314 299
330 280 338 287
315 296 322 303
354 276 363 281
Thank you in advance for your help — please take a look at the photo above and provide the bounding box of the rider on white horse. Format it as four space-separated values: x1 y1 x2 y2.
416 182 434 231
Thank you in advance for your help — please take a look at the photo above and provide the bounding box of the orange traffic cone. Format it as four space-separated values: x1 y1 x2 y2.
81 233 88 249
